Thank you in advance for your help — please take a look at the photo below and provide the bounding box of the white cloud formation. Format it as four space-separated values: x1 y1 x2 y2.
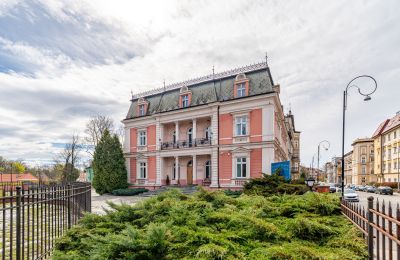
0 0 399 169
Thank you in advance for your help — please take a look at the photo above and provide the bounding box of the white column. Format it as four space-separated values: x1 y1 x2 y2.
124 127 130 153
211 108 218 145
192 118 197 142
193 155 197 184
175 121 180 142
175 156 179 182
210 148 219 187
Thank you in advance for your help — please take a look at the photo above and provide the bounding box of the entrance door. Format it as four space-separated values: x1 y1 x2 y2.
187 160 193 185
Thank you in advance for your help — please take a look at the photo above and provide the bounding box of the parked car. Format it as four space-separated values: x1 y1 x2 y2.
361 185 370 192
375 186 393 195
354 185 363 191
343 189 360 202
366 186 377 193
329 185 337 193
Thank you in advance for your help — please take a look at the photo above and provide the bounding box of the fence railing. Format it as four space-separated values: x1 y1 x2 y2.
341 197 400 259
0 182 91 260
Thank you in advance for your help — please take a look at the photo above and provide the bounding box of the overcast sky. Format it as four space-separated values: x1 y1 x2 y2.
0 0 399 168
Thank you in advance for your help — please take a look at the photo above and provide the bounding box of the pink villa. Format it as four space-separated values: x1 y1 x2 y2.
123 61 299 189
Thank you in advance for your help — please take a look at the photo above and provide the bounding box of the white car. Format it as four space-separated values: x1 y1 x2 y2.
343 189 359 202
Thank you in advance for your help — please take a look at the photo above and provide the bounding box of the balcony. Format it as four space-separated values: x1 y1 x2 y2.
161 138 211 150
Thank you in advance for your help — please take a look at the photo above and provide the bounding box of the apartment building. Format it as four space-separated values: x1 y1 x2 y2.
351 138 375 185
344 151 353 185
122 61 296 189
373 111 400 183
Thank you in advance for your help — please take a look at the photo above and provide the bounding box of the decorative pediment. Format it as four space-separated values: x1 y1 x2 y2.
231 147 251 154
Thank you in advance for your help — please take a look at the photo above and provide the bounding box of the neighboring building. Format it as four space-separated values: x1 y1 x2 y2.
372 111 400 183
123 61 296 189
332 157 342 184
0 173 39 190
344 151 353 185
285 110 301 179
325 161 334 183
351 138 376 185
85 167 94 183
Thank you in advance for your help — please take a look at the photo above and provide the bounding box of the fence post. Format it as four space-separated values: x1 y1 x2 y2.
67 184 71 229
16 186 21 260
367 196 374 260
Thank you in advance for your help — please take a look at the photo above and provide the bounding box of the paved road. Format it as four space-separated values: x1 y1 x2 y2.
356 191 400 210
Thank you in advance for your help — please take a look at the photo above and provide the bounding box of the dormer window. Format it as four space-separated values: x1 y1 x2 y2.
182 94 189 108
136 97 148 117
234 73 249 98
237 83 246 97
139 104 145 116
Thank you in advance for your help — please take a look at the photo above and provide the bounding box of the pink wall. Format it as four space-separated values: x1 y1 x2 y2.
250 109 262 142
219 152 232 181
147 125 156 151
130 128 137 152
250 148 262 178
219 113 233 144
178 121 192 141
130 158 136 184
196 118 211 139
163 124 175 142
148 156 156 182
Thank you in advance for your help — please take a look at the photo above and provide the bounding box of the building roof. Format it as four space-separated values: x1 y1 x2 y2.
381 111 400 134
352 137 373 145
0 173 38 182
372 119 390 138
125 62 274 120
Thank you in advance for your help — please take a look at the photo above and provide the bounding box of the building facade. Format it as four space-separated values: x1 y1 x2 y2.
344 151 353 185
123 62 295 189
351 138 375 185
285 111 301 179
373 112 400 183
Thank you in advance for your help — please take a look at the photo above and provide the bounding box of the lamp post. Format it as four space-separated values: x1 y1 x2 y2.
341 75 377 197
317 140 330 183
305 177 315 191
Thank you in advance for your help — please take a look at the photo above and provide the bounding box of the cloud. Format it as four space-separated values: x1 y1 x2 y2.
0 0 399 168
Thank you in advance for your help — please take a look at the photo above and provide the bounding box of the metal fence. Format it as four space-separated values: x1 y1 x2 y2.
0 182 91 260
341 197 400 259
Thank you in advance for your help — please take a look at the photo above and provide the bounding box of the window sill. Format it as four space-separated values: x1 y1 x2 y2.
233 136 249 143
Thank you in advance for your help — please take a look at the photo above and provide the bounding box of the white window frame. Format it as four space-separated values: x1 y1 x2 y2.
137 161 147 179
236 83 246 97
138 130 147 146
182 94 189 108
236 157 247 178
235 115 248 136
361 165 366 175
361 156 366 164
205 160 211 179
139 104 145 116
205 126 211 140
172 162 176 180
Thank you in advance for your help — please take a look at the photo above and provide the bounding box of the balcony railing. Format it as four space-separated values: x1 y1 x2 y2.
161 138 211 150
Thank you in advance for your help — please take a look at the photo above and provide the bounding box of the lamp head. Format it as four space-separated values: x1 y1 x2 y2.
364 95 371 101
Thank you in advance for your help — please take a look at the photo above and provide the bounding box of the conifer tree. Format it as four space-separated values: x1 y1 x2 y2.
92 129 128 194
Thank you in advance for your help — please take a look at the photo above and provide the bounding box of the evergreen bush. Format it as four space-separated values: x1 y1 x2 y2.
92 130 128 194
53 189 367 259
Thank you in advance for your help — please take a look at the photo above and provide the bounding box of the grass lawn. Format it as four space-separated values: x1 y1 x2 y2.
53 189 367 259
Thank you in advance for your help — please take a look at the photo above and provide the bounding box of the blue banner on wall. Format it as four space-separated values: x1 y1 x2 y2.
271 161 291 180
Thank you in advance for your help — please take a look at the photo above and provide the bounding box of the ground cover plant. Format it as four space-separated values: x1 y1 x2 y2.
111 188 149 196
53 189 367 259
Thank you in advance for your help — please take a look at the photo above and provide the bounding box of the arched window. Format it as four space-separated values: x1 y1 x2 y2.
187 128 193 145
205 161 211 179
205 126 211 140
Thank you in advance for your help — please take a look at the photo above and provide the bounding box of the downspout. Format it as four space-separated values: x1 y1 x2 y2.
217 104 220 188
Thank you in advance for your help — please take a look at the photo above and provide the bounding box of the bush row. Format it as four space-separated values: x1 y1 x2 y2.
111 188 149 196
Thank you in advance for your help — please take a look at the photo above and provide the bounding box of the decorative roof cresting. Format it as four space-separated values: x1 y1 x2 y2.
131 61 268 99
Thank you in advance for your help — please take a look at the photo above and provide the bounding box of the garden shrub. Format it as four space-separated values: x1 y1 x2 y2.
224 189 243 197
111 188 149 196
53 189 366 259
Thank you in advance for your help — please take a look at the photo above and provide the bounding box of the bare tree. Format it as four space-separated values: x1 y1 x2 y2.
56 134 82 183
115 123 125 147
84 115 114 156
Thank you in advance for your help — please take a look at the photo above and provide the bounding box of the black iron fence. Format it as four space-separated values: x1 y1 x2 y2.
0 182 91 260
341 197 400 259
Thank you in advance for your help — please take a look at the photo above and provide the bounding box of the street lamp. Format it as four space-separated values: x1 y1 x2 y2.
305 177 315 191
341 75 377 197
317 140 330 182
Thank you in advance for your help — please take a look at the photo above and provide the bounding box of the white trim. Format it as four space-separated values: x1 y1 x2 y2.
137 158 148 181
231 150 250 180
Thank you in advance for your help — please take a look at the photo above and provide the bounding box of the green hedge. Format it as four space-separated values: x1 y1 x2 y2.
111 188 148 196
53 189 366 259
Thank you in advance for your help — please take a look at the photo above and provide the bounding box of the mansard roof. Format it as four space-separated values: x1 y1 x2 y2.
125 62 274 120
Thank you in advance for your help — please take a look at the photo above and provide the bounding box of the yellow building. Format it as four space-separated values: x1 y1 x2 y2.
344 151 353 185
372 112 400 183
351 138 375 185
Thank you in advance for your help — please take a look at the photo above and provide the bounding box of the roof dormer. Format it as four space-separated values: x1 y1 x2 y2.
234 73 249 98
137 97 149 117
179 85 192 108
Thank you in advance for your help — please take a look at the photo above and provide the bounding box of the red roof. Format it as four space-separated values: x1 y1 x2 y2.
372 119 389 138
0 173 38 182
382 112 400 134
